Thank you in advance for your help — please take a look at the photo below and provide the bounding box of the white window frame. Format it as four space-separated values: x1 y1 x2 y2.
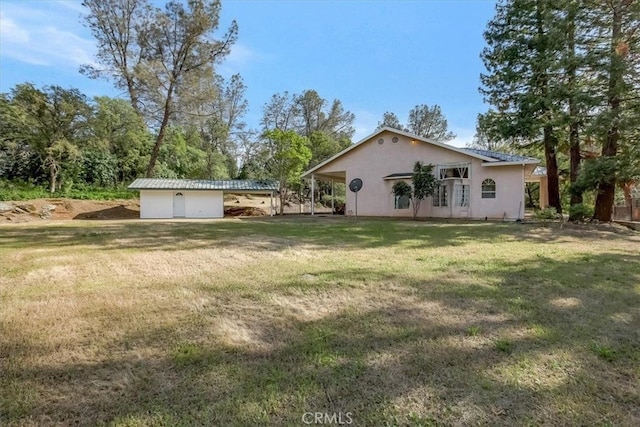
481 179 496 199
433 185 448 207
454 184 470 207
437 162 471 180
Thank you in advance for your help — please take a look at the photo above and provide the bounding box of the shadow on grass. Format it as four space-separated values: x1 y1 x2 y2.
1 217 637 253
2 252 639 425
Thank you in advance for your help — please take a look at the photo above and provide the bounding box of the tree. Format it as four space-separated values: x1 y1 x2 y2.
177 73 250 179
82 0 238 177
8 84 90 192
469 119 512 152
410 161 440 219
262 129 312 214
260 92 301 133
254 89 355 204
407 104 456 141
295 90 355 140
376 111 403 131
375 105 456 141
590 0 640 221
391 161 440 219
480 0 565 213
89 96 151 182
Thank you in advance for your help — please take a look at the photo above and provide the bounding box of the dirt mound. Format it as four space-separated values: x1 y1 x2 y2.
0 199 140 223
73 205 140 220
224 206 268 217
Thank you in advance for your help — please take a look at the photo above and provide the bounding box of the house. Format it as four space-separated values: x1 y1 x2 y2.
301 127 544 220
128 178 278 219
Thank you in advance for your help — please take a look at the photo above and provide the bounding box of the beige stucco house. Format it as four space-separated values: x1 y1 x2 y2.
302 127 544 220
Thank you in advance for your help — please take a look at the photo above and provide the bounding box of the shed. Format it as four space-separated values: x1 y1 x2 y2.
128 178 278 219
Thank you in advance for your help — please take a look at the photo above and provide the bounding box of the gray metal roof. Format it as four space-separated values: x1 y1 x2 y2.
128 178 278 192
383 173 413 179
462 148 538 163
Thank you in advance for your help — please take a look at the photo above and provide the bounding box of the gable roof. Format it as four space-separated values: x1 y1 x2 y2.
301 127 538 178
128 178 278 193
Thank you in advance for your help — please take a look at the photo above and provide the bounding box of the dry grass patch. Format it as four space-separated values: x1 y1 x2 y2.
1 218 639 426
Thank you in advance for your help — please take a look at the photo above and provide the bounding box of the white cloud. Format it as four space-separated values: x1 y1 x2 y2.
0 2 96 69
218 42 262 77
0 17 30 44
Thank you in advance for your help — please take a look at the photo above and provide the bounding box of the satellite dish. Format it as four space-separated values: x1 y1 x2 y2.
349 178 363 193
348 178 363 221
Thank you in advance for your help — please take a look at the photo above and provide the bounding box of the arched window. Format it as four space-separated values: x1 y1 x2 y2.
482 179 496 198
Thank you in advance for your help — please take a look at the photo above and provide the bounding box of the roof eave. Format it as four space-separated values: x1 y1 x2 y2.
481 160 540 167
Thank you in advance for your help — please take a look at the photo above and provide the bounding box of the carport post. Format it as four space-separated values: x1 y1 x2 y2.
270 192 274 216
331 180 335 215
311 174 315 216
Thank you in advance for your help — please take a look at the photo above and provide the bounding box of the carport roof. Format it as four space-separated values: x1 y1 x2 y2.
128 178 278 193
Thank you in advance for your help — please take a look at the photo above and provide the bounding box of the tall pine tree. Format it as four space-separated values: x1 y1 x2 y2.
480 0 565 213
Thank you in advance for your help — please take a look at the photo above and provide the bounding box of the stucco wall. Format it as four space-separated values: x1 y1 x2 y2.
472 164 525 219
314 130 526 220
139 190 223 219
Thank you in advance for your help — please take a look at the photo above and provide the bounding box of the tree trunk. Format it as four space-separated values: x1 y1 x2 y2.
146 82 175 177
535 0 562 214
543 125 562 213
49 168 57 194
279 187 286 215
594 1 623 222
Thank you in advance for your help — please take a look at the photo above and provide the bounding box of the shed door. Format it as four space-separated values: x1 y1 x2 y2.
173 192 185 218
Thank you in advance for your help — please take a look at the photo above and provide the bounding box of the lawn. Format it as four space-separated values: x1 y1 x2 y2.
1 217 639 426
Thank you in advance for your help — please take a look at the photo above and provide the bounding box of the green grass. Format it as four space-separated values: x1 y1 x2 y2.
0 217 639 426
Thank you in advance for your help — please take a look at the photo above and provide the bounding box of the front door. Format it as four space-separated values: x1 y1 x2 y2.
173 192 185 217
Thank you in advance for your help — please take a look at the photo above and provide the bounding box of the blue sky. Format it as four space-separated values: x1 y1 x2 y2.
0 0 497 146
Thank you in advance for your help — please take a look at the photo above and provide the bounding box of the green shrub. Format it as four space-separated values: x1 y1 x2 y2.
319 194 345 207
535 207 561 221
0 180 49 201
0 180 137 201
569 203 594 222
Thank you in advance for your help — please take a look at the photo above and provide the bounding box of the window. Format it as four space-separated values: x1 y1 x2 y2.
433 185 448 207
454 184 469 207
438 163 470 180
395 194 410 209
482 179 496 198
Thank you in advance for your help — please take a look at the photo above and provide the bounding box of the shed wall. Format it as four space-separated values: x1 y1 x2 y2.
140 190 174 219
139 190 223 218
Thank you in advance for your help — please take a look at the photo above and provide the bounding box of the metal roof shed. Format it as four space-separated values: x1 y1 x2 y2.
128 178 278 219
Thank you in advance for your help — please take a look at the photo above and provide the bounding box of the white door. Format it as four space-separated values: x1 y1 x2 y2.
173 192 185 217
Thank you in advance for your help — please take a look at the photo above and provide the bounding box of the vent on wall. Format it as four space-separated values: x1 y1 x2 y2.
377 138 384 145
392 137 399 143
